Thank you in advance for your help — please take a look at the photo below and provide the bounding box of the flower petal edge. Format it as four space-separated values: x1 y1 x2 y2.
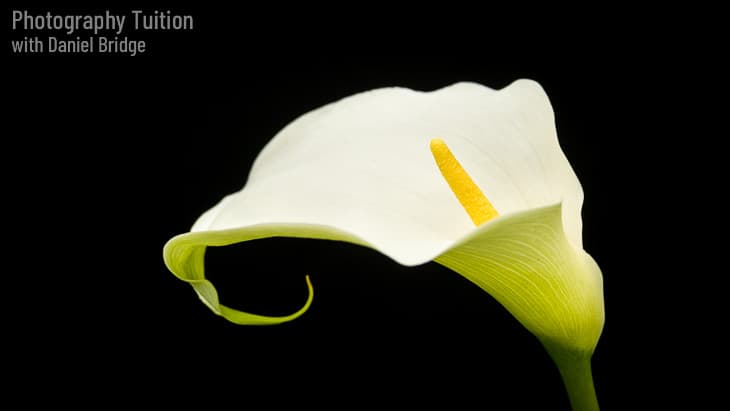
163 223 370 325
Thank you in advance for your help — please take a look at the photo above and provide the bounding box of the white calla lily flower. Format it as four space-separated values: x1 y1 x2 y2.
164 80 604 410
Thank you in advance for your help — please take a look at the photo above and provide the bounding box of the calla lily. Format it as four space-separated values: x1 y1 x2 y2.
164 80 605 410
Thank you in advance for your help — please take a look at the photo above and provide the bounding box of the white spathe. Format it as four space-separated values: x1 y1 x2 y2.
193 80 583 262
164 80 604 352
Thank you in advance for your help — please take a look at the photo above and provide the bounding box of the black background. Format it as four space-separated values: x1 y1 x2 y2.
6 5 706 409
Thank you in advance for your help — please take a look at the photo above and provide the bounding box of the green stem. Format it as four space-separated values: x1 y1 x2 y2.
545 345 599 411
